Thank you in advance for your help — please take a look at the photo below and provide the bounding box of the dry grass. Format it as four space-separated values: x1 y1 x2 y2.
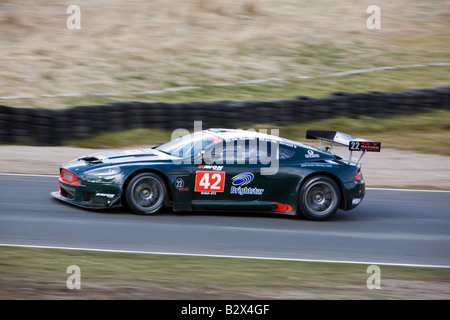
0 0 449 108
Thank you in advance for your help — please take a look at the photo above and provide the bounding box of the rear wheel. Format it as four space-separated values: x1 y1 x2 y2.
126 172 167 215
299 175 341 220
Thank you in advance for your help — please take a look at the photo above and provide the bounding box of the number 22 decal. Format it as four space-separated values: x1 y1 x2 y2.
349 141 361 151
195 171 225 192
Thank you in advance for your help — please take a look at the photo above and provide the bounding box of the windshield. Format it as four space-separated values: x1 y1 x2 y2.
155 132 220 158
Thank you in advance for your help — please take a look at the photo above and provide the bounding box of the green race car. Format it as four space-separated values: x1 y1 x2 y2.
51 129 380 220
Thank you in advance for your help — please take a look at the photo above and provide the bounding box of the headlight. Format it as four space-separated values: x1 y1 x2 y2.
82 166 122 183
60 169 81 185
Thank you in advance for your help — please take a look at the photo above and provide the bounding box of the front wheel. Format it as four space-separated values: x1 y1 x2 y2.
299 175 341 221
126 172 167 215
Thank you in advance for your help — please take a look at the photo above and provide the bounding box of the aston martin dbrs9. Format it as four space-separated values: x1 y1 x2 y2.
51 129 380 220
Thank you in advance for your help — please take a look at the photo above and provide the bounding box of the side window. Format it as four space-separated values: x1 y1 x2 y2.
279 145 296 161
211 140 253 164
190 138 215 157
203 141 233 164
236 139 260 163
208 140 260 164
204 139 296 164
237 139 272 164
255 139 272 163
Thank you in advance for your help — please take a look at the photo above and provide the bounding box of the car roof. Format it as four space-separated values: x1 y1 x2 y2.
204 128 306 148
206 128 280 140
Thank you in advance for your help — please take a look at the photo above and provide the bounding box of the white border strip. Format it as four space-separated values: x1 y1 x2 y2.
367 187 450 193
1 243 449 268
0 173 58 178
1 62 448 100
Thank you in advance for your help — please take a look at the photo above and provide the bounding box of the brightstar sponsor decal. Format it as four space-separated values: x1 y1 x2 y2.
231 172 254 186
230 186 264 196
230 172 264 196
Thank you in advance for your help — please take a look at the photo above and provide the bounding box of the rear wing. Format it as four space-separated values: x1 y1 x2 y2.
306 130 381 164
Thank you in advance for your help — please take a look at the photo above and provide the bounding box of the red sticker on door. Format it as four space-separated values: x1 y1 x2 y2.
194 171 225 193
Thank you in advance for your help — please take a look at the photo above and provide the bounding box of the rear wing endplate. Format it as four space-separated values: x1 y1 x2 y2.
306 130 381 164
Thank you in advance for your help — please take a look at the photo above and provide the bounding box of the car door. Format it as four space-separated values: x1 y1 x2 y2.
191 137 276 205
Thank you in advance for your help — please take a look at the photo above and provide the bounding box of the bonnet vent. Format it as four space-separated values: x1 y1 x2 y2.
80 156 103 164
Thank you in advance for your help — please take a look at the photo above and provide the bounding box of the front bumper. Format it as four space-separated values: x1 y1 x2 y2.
51 179 122 210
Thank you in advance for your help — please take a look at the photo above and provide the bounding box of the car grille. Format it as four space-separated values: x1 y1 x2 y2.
60 183 76 200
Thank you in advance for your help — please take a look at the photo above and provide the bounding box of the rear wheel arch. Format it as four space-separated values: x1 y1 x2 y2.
298 172 347 210
298 173 344 220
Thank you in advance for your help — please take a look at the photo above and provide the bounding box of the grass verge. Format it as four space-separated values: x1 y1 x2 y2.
0 246 449 300
63 109 450 156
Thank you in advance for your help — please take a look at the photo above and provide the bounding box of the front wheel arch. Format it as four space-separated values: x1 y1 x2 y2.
123 170 170 215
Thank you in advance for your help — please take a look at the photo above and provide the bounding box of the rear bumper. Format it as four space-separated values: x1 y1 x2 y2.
342 180 365 211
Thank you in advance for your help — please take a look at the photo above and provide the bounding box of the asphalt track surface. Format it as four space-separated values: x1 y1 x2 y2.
1 174 449 267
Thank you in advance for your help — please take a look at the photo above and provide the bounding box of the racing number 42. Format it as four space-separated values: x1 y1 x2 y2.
195 171 225 192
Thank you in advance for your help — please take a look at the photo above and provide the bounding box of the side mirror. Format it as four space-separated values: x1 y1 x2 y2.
193 150 206 162
198 149 222 164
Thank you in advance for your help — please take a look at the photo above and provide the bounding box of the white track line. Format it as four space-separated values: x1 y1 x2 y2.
367 187 450 193
0 173 58 178
1 243 449 268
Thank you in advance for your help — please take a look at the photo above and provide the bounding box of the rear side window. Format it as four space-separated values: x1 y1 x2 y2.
279 145 296 160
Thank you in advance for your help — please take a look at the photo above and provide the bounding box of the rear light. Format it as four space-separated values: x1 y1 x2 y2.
353 171 364 181
60 169 80 185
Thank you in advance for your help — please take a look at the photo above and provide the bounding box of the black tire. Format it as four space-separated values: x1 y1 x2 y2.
299 175 341 221
126 172 167 215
